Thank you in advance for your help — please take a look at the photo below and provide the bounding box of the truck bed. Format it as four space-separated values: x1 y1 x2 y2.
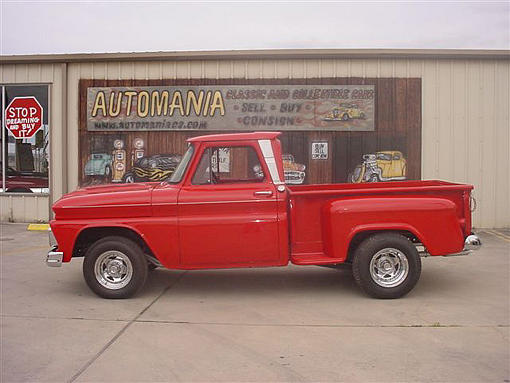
287 180 473 264
288 180 472 196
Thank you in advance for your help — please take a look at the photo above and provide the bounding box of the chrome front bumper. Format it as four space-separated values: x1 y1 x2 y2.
47 248 63 267
47 230 63 267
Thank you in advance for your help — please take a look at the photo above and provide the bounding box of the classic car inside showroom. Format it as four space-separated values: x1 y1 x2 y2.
0 48 508 229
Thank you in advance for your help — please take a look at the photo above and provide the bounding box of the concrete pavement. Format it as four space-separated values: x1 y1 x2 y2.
1 223 509 382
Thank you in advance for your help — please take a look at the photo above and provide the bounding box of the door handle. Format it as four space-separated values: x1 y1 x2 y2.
254 190 273 196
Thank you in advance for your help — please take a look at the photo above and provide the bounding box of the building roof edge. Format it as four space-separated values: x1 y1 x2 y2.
1 48 509 64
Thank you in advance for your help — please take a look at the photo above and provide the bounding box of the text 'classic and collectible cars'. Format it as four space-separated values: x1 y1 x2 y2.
47 132 481 299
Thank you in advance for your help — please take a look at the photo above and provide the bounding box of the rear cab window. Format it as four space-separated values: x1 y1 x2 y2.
192 145 265 185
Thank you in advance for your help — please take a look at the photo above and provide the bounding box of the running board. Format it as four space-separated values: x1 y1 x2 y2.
291 253 345 265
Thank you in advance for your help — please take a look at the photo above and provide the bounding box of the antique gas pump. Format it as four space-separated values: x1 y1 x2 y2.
112 139 126 182
131 137 145 167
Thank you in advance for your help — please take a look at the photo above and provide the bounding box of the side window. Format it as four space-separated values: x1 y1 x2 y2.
192 146 264 185
192 148 211 185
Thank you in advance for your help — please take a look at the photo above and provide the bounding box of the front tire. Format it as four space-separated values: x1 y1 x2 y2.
122 172 135 183
369 173 380 182
83 236 148 299
352 233 421 299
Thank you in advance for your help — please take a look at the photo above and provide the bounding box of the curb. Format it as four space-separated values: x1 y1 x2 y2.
27 223 50 231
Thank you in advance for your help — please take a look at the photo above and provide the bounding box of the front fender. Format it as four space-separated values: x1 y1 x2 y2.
50 219 179 268
322 197 464 262
50 221 150 263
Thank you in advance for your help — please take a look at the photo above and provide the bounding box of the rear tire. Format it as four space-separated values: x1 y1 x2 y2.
104 166 112 179
83 236 148 299
352 233 421 299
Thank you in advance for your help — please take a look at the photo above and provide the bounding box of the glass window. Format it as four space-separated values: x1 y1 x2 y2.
192 147 212 185
376 153 392 161
192 145 264 185
167 144 194 184
1 85 49 193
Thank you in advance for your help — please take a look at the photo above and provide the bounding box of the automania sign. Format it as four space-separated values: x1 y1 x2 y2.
87 85 375 132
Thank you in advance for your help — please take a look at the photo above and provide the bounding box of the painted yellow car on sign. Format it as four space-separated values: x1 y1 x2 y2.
323 103 366 121
349 151 407 183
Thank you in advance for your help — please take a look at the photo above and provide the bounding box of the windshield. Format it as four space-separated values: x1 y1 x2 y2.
376 153 392 161
167 144 194 183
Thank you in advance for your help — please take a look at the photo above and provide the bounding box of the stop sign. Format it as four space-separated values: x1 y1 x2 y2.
5 96 43 139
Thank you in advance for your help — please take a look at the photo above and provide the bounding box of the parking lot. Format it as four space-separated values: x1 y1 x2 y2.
1 223 509 382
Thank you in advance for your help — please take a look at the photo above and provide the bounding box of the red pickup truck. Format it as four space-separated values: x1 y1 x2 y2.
47 132 481 299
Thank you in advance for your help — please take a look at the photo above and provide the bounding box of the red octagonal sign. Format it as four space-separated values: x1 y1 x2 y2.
5 96 43 139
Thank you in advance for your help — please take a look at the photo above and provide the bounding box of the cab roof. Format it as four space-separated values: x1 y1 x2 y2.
187 131 281 143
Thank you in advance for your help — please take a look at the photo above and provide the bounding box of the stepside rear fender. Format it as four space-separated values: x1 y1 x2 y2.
323 197 464 261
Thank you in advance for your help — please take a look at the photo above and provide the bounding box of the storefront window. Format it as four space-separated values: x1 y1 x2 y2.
1 85 49 193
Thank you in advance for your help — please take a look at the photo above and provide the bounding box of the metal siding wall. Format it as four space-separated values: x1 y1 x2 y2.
494 61 510 228
51 64 65 202
0 194 48 222
62 57 510 228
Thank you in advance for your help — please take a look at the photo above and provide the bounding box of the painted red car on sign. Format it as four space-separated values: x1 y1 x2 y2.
47 132 481 299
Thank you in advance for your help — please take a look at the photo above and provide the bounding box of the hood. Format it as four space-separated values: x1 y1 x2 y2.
53 182 157 219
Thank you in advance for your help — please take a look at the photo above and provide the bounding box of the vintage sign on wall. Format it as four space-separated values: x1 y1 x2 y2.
87 85 375 132
311 142 329 160
79 78 421 188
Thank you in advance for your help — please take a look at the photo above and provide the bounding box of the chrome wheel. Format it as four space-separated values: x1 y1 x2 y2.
369 247 409 288
94 250 133 290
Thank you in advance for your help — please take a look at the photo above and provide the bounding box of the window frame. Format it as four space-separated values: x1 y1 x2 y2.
1 84 51 195
190 142 267 186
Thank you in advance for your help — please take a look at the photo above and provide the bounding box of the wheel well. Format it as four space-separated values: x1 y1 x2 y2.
346 230 420 263
73 227 154 258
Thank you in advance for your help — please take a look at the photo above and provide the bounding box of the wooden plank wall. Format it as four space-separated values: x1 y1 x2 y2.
79 78 421 185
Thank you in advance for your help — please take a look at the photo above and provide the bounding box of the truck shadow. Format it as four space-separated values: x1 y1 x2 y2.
143 266 364 298
64 261 463 300
143 263 468 299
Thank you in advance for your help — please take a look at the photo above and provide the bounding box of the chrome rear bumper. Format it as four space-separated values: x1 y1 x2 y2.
464 234 482 251
46 247 63 267
443 234 482 257
417 233 481 257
